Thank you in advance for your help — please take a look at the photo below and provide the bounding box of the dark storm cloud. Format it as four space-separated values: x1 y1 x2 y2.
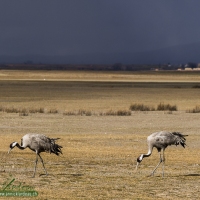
1 0 200 64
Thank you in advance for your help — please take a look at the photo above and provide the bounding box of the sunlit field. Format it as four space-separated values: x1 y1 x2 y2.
0 70 200 199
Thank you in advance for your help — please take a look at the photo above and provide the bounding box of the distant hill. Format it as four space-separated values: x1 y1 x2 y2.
0 42 200 65
132 42 200 64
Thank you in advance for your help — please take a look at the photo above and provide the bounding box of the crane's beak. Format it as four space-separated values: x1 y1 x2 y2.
135 162 140 171
8 148 12 154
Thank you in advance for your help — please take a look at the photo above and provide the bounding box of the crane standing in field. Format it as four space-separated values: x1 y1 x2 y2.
8 133 63 177
135 131 187 176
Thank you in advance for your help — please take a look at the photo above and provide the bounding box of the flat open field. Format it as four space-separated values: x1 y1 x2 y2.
0 70 200 199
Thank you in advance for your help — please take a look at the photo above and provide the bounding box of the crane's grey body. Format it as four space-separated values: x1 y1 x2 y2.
8 133 62 177
136 131 187 176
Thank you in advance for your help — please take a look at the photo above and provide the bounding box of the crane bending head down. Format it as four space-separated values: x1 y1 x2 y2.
8 133 62 177
135 131 187 176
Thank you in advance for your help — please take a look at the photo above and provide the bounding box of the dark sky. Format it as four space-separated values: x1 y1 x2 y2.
1 0 200 64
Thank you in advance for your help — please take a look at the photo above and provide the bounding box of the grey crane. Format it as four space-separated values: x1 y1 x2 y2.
135 131 187 176
8 133 62 177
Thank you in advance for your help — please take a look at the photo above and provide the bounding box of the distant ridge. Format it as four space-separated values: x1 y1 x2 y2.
1 42 200 65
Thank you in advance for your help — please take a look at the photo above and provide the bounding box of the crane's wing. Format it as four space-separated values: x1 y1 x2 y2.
50 138 63 155
29 134 63 155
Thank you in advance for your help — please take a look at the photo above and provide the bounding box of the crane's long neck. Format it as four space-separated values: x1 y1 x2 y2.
143 147 153 158
135 146 153 171
15 142 26 150
137 145 153 162
145 144 154 157
141 146 153 159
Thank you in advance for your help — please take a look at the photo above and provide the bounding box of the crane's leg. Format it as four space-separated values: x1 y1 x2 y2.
38 154 48 176
162 150 165 177
32 154 38 178
151 151 163 176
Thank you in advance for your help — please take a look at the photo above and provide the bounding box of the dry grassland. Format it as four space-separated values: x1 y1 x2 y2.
0 70 200 199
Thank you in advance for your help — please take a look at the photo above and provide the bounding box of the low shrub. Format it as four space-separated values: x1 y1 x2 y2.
129 103 155 111
157 103 177 111
65 109 91 116
78 109 87 116
117 110 131 116
4 107 20 113
29 108 45 113
186 106 200 113
105 110 116 116
0 106 4 112
192 85 200 88
48 109 59 114
85 111 92 116
104 109 131 116
63 111 76 116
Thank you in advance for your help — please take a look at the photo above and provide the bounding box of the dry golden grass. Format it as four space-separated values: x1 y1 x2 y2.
0 74 200 112
0 70 200 82
0 70 200 199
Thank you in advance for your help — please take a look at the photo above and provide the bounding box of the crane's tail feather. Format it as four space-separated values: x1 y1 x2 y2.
50 138 63 155
172 132 188 148
52 138 60 140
